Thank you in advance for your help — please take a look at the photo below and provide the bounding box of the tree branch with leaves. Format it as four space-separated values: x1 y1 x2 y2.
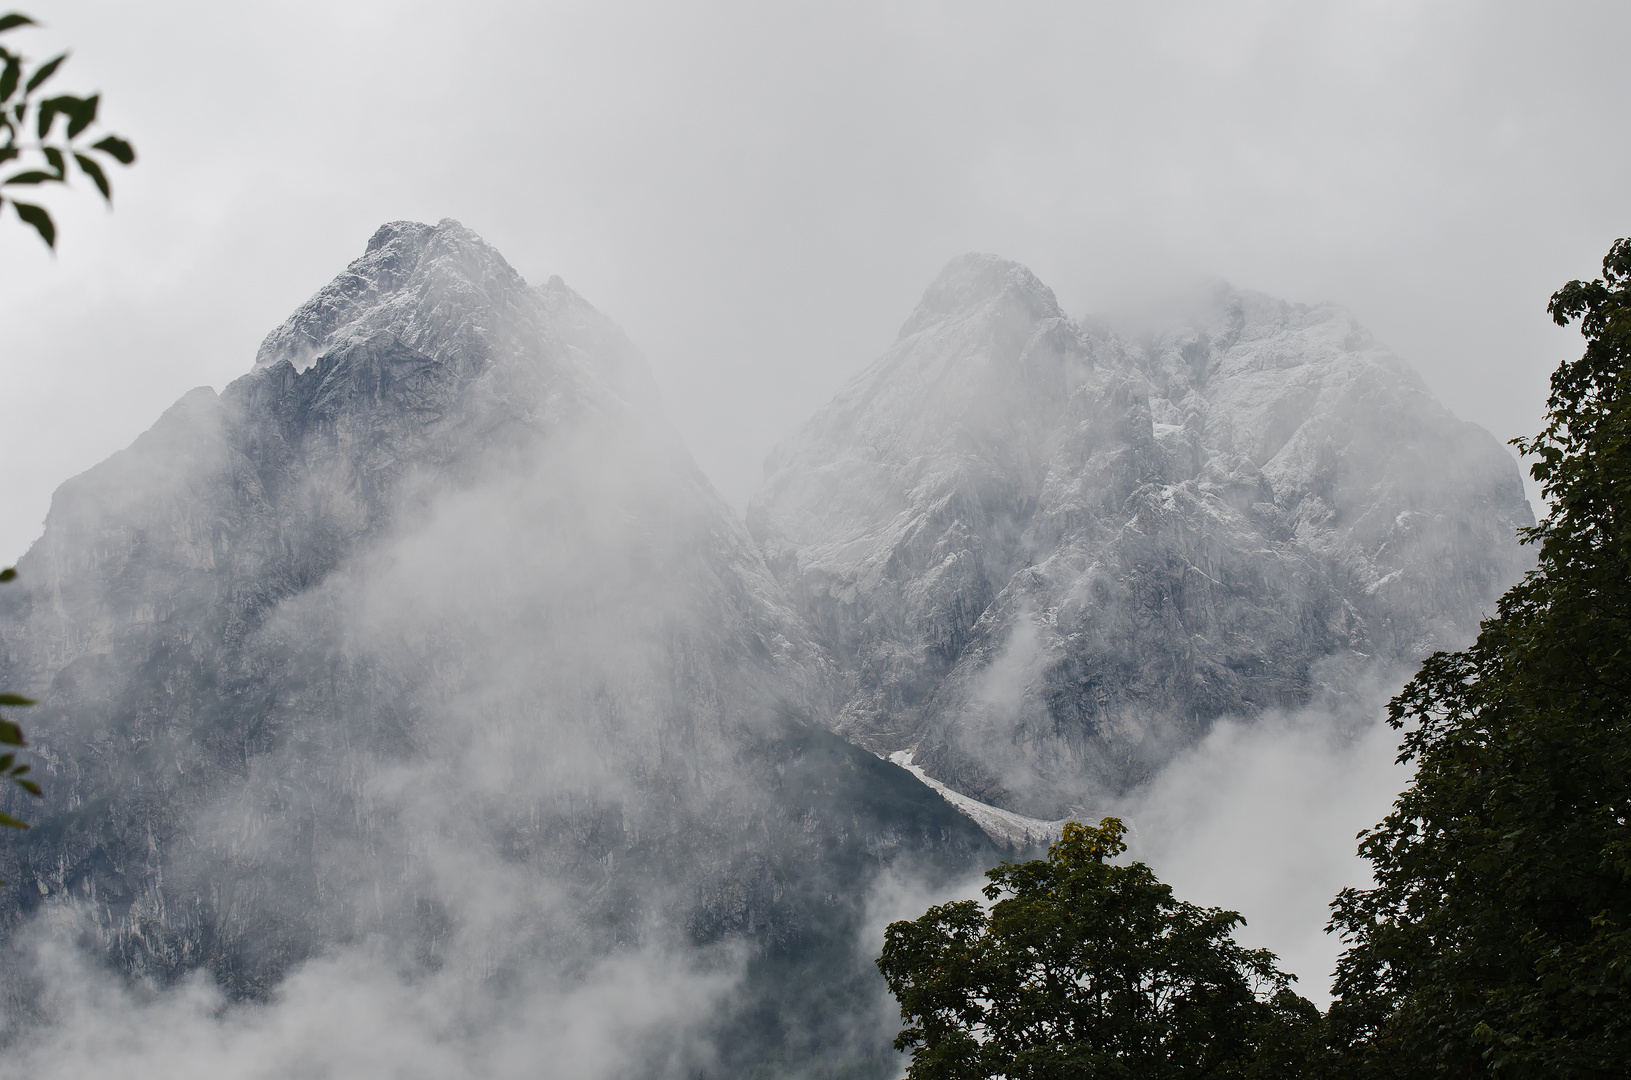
878 818 1326 1079
1 10 137 838
1327 238 1631 1078
0 564 38 833
1 10 135 249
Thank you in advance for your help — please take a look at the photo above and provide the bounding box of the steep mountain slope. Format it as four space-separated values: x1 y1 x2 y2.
750 255 1534 817
0 221 990 1077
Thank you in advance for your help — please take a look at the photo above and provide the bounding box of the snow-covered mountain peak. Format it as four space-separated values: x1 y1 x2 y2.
251 218 661 422
752 256 1534 816
254 218 531 374
1 224 993 1068
896 252 1064 341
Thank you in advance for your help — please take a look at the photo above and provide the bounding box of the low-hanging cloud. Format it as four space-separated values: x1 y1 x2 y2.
0 224 960 1078
4 909 742 1080
0 411 774 1078
1115 695 1410 1005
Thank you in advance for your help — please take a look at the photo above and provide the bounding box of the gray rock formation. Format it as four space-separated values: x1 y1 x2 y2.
0 221 989 1077
749 254 1534 817
0 231 1539 1073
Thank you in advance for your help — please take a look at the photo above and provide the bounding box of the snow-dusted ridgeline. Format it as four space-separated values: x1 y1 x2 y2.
752 255 1533 818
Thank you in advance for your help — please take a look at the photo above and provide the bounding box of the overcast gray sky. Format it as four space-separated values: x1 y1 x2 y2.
2 0 1626 562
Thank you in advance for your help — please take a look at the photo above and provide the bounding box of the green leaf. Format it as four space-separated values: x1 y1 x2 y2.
13 199 53 247
0 55 18 102
35 94 87 139
41 144 63 177
23 52 64 94
0 566 14 581
0 693 35 706
0 754 11 771
1327 236 1631 1077
92 133 133 164
2 169 54 184
0 719 22 745
0 810 28 830
74 151 108 200
0 14 36 35
34 95 56 138
65 92 96 138
14 778 40 797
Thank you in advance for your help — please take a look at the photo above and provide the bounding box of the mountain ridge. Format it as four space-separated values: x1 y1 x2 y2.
751 253 1534 817
0 220 990 1078
0 227 1535 1074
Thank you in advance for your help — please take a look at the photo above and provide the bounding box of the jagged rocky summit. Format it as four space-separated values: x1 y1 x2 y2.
749 253 1534 818
0 227 1535 1075
0 221 990 1077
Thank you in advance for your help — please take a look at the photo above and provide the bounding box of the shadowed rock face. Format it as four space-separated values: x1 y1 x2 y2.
749 254 1535 817
0 230 1539 1070
0 221 990 1076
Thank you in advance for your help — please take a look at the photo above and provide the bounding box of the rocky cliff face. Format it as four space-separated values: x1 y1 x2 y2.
0 231 1539 1072
0 221 989 1076
749 255 1534 817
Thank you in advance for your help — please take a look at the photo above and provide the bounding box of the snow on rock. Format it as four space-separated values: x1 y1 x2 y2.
888 750 1066 852
751 260 1535 819
0 222 994 1070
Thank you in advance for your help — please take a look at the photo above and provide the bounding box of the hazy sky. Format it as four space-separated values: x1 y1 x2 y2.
2 0 1627 561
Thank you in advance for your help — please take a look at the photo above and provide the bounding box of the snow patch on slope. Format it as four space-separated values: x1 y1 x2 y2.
889 751 1066 851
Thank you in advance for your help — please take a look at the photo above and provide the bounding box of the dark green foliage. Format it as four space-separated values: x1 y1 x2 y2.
0 11 136 248
877 817 1320 1079
0 565 36 882
1327 239 1631 1077
1 11 138 833
0 569 37 833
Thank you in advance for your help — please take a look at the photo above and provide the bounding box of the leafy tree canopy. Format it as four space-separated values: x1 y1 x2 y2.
1327 238 1631 1078
1 10 135 248
1 8 139 836
877 818 1322 1080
